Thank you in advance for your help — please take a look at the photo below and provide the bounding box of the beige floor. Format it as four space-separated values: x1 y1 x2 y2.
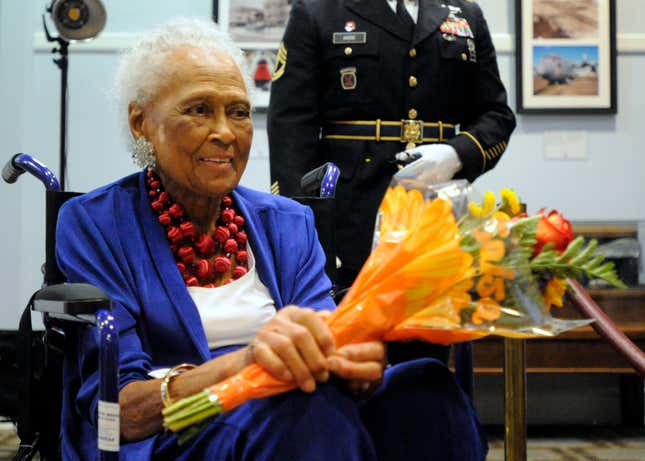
1 423 644 460
486 427 645 461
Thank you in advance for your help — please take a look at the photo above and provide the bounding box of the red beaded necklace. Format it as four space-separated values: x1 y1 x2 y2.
146 169 248 288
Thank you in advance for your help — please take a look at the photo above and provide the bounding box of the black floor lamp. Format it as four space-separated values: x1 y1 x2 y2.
43 0 106 191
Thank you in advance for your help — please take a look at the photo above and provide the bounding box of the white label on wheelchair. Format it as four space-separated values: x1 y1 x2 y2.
98 400 120 452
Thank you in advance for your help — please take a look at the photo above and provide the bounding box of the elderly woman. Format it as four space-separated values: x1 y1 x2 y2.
56 18 486 461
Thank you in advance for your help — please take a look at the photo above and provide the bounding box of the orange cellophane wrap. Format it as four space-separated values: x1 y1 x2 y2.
206 189 474 413
210 364 296 412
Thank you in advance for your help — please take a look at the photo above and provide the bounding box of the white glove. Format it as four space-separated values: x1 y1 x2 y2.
394 144 462 184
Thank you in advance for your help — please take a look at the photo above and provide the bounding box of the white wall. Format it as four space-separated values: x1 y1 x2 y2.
0 0 643 328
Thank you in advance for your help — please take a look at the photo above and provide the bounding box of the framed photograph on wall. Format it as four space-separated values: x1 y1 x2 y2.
515 0 617 114
213 0 291 44
244 48 277 108
213 1 292 108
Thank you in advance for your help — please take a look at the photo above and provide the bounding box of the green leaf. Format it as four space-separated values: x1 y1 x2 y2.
558 236 585 262
569 239 598 266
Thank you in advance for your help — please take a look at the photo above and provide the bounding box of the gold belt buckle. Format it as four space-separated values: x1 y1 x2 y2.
400 119 424 149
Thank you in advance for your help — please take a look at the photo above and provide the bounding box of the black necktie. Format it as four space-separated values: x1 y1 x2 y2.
396 0 415 31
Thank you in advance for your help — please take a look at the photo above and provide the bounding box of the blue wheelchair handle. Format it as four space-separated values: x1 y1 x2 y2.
299 162 340 198
2 153 60 191
319 163 340 198
97 309 120 459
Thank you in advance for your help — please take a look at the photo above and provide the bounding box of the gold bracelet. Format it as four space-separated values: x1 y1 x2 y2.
160 363 196 408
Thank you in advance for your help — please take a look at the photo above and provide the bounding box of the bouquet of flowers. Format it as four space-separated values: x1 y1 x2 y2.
163 178 624 435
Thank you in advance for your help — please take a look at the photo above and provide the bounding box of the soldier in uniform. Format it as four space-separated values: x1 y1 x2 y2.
268 0 516 291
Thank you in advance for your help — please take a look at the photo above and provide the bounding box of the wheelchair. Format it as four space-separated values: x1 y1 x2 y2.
2 154 476 460
3 154 118 460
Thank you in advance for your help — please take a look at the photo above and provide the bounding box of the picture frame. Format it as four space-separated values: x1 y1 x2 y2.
515 0 617 114
213 1 292 109
213 0 290 45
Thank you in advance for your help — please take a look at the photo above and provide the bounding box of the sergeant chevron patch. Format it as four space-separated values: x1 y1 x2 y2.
272 43 287 82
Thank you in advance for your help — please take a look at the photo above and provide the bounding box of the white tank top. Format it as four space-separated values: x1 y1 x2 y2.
188 245 276 350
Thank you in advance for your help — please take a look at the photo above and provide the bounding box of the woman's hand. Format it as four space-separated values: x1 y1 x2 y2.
248 305 336 393
328 341 386 396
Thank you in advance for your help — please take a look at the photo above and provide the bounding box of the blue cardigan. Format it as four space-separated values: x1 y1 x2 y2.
55 171 335 460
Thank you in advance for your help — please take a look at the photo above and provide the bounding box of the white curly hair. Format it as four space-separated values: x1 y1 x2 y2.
114 17 253 167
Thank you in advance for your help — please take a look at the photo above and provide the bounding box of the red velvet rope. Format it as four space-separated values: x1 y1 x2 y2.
566 279 645 376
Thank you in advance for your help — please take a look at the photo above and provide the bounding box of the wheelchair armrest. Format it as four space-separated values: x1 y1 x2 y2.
33 283 112 322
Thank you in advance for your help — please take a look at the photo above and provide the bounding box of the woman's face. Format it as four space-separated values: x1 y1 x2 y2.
137 47 252 200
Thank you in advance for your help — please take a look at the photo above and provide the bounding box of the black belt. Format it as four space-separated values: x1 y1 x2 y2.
322 119 456 148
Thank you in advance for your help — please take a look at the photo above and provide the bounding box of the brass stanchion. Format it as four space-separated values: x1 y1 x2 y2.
504 338 527 461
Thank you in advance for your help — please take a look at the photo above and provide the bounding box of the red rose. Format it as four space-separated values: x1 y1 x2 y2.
534 209 574 255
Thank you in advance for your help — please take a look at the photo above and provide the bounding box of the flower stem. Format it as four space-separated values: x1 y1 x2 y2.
162 390 223 432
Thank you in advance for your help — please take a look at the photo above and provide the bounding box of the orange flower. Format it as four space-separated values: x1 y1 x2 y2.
472 228 493 244
479 239 515 280
476 273 506 301
490 212 511 238
543 278 568 309
471 297 502 325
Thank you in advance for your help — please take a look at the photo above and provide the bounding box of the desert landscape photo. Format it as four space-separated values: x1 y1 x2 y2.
533 0 599 39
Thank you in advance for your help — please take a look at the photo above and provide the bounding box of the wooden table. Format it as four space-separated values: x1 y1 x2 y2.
471 288 645 425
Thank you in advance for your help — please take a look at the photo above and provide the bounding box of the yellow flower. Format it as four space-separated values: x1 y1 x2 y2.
482 191 496 215
468 202 484 218
501 188 520 215
543 278 568 309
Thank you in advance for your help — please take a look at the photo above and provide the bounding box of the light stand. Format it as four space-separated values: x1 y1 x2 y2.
42 0 106 192
43 17 70 191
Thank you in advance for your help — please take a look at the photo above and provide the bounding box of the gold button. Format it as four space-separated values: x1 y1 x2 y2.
408 109 418 119
344 47 352 56
409 76 418 87
408 48 417 58
461 53 468 61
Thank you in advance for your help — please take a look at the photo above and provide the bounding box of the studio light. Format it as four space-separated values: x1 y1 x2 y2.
43 0 106 191
49 0 107 42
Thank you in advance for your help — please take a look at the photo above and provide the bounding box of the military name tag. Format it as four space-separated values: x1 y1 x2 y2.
332 32 367 45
